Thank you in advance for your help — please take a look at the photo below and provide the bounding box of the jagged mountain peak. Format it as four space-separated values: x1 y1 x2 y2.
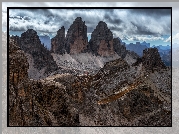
75 17 82 21
23 29 37 35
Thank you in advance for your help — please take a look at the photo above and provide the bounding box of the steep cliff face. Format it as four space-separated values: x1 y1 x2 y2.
20 29 42 52
113 38 127 58
9 38 79 126
51 26 66 54
9 38 29 86
89 21 114 56
18 29 58 79
50 18 137 60
142 48 166 70
65 17 88 54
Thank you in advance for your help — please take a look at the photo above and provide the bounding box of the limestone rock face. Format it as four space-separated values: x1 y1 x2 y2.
9 39 79 126
142 48 166 71
89 21 114 56
69 57 171 126
9 38 29 86
51 26 66 54
9 35 21 47
8 36 171 126
113 38 127 58
19 29 58 78
65 17 88 54
20 29 42 52
133 48 166 72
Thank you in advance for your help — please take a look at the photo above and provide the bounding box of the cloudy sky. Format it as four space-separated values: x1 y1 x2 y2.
2 2 179 47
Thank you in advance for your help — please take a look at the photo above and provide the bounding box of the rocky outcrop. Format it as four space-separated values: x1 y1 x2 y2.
124 50 140 66
89 21 114 56
68 57 171 126
9 35 21 47
20 29 42 52
65 17 88 54
9 39 79 126
142 48 166 71
19 29 58 78
132 48 166 72
113 38 127 58
51 18 135 59
8 37 171 126
51 26 65 54
9 38 29 85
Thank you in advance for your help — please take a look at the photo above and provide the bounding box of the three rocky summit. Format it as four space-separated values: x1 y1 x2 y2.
8 17 171 126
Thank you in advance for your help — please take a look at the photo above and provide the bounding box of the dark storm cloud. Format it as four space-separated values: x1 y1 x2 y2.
9 25 26 31
9 8 171 41
23 16 31 21
128 9 171 17
24 9 53 16
27 25 35 29
110 26 124 32
9 16 22 19
44 20 50 24
130 21 159 36
104 14 123 25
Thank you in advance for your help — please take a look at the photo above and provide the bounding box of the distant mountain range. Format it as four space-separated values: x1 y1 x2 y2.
152 45 171 50
124 41 171 66
125 42 149 57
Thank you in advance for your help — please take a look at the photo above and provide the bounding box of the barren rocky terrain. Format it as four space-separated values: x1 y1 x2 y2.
8 17 172 126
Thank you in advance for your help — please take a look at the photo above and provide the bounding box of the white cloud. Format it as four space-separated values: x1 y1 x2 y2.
39 32 50 36
125 35 164 42
7 8 171 38
2 2 174 40
164 36 171 42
